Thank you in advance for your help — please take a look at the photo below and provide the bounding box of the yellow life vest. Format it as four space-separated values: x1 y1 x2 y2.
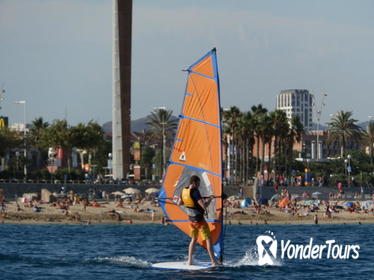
182 188 195 208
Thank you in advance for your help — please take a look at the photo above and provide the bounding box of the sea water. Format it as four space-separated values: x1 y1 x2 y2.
0 224 373 279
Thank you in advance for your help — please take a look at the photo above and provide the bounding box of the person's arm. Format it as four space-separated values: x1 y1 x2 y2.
192 190 207 211
195 191 215 209
197 199 206 211
177 196 183 206
203 195 215 207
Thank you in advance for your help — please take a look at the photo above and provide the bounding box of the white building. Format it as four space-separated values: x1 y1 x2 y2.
9 123 28 133
276 89 314 132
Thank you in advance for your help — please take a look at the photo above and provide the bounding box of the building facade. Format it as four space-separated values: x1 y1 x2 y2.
276 89 314 132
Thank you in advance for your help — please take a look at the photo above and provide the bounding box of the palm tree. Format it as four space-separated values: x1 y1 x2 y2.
259 114 272 173
278 115 304 176
146 108 177 177
288 115 304 155
327 111 362 157
236 111 254 183
362 122 374 165
269 110 290 175
222 106 242 183
251 104 268 173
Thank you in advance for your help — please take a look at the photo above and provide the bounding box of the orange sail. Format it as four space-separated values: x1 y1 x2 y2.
159 48 223 260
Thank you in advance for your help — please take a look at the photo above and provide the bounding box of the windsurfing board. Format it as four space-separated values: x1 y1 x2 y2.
152 261 215 271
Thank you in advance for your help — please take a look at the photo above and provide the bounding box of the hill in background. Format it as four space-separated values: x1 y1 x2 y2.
102 115 178 134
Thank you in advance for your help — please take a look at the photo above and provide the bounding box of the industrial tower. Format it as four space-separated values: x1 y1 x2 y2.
112 0 132 179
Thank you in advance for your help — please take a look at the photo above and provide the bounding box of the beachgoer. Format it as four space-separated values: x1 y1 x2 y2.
0 202 6 220
274 181 279 192
239 187 243 198
177 175 218 267
82 199 88 212
337 182 344 194
151 210 155 221
16 201 21 212
325 203 332 218
108 210 121 221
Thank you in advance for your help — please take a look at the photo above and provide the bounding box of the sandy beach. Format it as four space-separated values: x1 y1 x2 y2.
1 199 374 226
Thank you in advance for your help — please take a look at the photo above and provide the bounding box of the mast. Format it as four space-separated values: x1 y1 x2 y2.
214 47 224 264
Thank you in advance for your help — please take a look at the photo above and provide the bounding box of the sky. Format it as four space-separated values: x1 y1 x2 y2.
0 0 373 126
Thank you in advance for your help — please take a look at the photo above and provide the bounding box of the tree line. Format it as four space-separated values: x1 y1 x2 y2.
0 118 109 180
222 105 304 184
146 107 374 186
1 107 373 185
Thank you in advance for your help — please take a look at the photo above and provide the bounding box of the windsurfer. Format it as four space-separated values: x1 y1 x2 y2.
177 175 218 267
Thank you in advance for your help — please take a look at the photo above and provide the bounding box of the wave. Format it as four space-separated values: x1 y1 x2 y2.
224 247 282 267
93 256 151 268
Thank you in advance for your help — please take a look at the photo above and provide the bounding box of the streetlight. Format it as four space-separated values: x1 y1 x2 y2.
154 107 167 178
0 87 5 110
369 116 374 165
344 159 348 176
107 153 113 175
14 100 27 179
314 93 327 161
347 154 352 186
161 121 166 178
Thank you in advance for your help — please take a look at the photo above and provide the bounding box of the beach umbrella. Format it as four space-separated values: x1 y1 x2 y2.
304 200 319 206
344 201 354 208
291 194 300 201
145 187 160 194
279 197 291 208
361 200 374 209
23 192 38 199
257 198 268 205
123 187 141 195
312 192 322 199
302 192 311 198
270 194 280 201
111 191 125 196
240 198 252 208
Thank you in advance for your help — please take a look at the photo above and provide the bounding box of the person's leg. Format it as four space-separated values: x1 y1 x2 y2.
200 223 218 266
205 237 218 266
188 237 197 265
188 223 198 265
